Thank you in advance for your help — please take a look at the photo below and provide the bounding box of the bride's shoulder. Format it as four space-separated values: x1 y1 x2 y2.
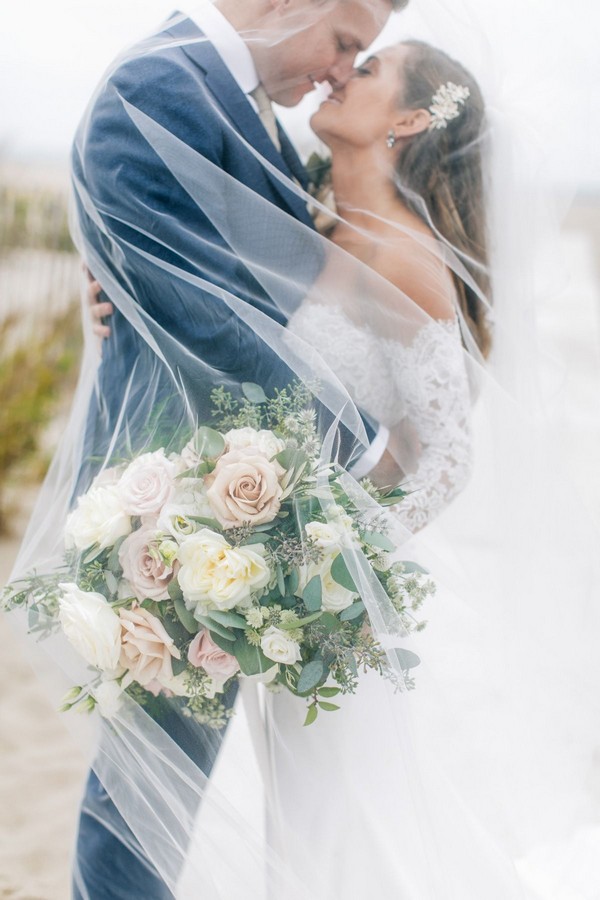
371 216 457 321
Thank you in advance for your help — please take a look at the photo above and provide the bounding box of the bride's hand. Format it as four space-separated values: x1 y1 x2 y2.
84 266 113 339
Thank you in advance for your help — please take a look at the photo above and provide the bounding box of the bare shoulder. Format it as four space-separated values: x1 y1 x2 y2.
372 222 457 321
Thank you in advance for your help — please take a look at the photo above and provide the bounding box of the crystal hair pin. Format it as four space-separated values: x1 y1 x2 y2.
428 82 471 130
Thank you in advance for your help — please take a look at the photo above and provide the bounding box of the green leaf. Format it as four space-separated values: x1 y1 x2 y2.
391 647 422 670
317 686 341 698
276 564 286 597
297 659 325 694
103 570 118 596
176 460 214 479
286 569 299 596
232 635 272 676
339 600 366 622
330 553 358 593
304 703 318 726
208 610 249 630
187 516 223 531
193 426 226 460
107 535 127 575
400 561 429 576
361 531 395 552
275 448 309 472
194 614 236 642
171 656 188 676
278 610 322 630
317 701 340 712
302 575 322 612
240 533 270 546
319 612 343 634
242 383 268 404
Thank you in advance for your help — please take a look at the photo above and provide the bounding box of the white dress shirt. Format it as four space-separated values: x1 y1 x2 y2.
186 3 260 109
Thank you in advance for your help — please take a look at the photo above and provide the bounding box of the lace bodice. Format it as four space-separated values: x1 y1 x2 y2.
286 302 473 532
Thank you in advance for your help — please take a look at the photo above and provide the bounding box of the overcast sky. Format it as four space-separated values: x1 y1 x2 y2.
1 0 598 190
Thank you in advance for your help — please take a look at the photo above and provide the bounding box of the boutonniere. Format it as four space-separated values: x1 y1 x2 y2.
305 152 337 236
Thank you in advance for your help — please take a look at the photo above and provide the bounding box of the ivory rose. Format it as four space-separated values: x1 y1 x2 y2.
64 485 131 552
188 629 240 684
224 427 285 460
58 583 122 671
205 449 284 529
118 450 176 517
119 605 181 688
118 526 175 601
260 627 302 665
178 529 271 614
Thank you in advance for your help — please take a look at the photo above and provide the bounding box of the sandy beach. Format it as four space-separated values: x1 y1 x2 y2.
0 199 598 899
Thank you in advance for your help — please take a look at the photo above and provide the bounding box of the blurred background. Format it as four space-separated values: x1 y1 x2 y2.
0 0 598 896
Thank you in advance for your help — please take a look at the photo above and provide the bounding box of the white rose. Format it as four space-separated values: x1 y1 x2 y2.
90 465 125 490
65 485 132 552
94 680 123 719
320 555 358 613
260 627 302 665
178 529 271 615
58 583 122 671
156 480 213 542
118 450 176 517
225 427 286 460
305 520 344 550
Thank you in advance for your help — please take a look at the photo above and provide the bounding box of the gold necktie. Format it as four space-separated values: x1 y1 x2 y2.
250 84 281 152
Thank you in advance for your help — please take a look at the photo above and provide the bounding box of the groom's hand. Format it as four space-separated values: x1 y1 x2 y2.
85 266 113 339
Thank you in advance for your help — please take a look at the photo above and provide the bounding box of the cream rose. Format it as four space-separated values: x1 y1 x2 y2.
188 629 240 684
119 605 181 688
224 427 286 460
260 626 302 665
178 529 271 614
156 480 213 542
205 450 284 529
58 583 122 671
320 554 358 613
64 485 132 552
118 450 176 517
305 520 344 550
118 526 175 601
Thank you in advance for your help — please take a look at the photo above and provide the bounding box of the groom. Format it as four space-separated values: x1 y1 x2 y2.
73 1 405 896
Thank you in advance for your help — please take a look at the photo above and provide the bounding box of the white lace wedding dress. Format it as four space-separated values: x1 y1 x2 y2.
251 303 530 899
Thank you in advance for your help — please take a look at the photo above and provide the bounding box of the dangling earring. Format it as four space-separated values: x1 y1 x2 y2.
386 130 397 149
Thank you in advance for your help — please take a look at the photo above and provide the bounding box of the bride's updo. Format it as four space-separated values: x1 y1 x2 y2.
396 40 492 358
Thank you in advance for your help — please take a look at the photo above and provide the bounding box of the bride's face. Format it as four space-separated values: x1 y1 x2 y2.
310 44 412 148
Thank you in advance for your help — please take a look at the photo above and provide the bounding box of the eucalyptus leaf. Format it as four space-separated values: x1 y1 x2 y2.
330 553 358 593
361 531 395 552
278 610 322 630
317 686 341 698
391 647 422 670
188 516 223 531
208 610 249 630
194 426 226 460
276 564 286 597
275 448 309 472
400 561 429 576
304 704 318 727
286 569 299 596
103 570 119 596
302 575 322 612
240 533 270 546
107 535 127 575
317 701 340 712
232 635 272 676
297 659 325 694
194 614 236 642
173 595 198 634
339 600 366 622
171 656 188 676
242 382 268 404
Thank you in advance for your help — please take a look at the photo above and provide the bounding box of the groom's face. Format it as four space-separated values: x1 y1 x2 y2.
255 0 392 107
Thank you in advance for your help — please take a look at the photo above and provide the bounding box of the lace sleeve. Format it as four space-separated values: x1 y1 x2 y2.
391 320 473 532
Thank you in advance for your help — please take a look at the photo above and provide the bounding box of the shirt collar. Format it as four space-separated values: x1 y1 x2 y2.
186 3 259 96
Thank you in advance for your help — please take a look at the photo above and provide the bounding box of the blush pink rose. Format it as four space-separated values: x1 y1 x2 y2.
204 449 284 529
119 605 180 688
118 526 175 601
118 450 176 517
187 629 240 683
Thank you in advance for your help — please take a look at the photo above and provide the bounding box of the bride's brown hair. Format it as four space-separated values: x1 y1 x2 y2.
396 40 492 358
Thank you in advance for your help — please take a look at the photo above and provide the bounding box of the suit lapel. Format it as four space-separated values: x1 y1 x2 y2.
164 15 314 228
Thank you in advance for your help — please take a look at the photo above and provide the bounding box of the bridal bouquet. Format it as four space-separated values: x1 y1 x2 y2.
2 383 434 727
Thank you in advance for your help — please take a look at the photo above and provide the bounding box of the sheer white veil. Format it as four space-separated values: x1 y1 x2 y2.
4 1 600 898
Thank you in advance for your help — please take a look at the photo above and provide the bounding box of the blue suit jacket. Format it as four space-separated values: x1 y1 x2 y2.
72 14 374 485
